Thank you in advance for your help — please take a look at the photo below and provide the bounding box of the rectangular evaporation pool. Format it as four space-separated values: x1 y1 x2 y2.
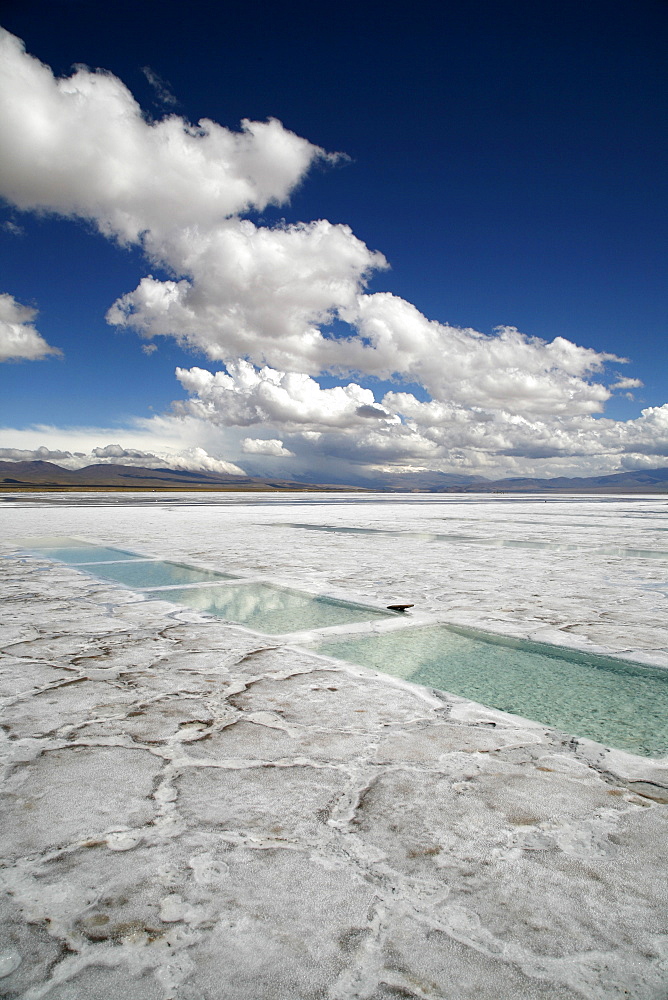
25 542 145 563
143 582 395 634
23 541 235 587
310 625 668 758
77 560 236 588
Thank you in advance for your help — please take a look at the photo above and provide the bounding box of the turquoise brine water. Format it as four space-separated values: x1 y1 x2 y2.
77 560 235 588
311 625 668 757
143 581 394 634
21 538 393 632
25 543 143 563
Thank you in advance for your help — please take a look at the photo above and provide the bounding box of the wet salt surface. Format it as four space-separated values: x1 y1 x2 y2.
1 492 668 999
286 522 668 560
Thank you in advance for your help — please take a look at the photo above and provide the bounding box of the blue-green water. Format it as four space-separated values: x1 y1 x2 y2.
143 581 394 634
22 539 393 632
26 543 144 563
77 560 235 588
311 625 668 757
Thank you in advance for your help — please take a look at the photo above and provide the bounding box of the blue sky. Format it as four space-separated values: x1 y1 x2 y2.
0 0 666 483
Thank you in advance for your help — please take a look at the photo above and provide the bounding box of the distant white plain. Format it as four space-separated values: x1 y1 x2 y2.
4 490 667 666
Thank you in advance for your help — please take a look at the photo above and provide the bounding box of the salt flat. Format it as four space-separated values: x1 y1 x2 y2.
1 492 667 999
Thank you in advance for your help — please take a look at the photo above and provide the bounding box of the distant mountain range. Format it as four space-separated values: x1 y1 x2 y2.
1 460 667 493
0 460 362 492
455 467 668 494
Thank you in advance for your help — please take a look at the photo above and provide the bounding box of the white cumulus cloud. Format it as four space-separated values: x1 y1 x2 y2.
0 28 333 243
241 438 295 457
168 446 245 475
175 361 400 430
107 219 386 366
338 297 618 415
0 445 77 462
87 442 245 475
0 293 60 361
611 376 644 390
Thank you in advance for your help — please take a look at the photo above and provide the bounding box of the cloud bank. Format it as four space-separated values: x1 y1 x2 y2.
0 440 244 475
172 367 668 478
0 26 664 479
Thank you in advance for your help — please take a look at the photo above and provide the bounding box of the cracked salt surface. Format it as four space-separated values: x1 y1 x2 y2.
1 492 667 998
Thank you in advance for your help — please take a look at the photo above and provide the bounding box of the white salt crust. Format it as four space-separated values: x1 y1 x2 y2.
0 491 666 999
